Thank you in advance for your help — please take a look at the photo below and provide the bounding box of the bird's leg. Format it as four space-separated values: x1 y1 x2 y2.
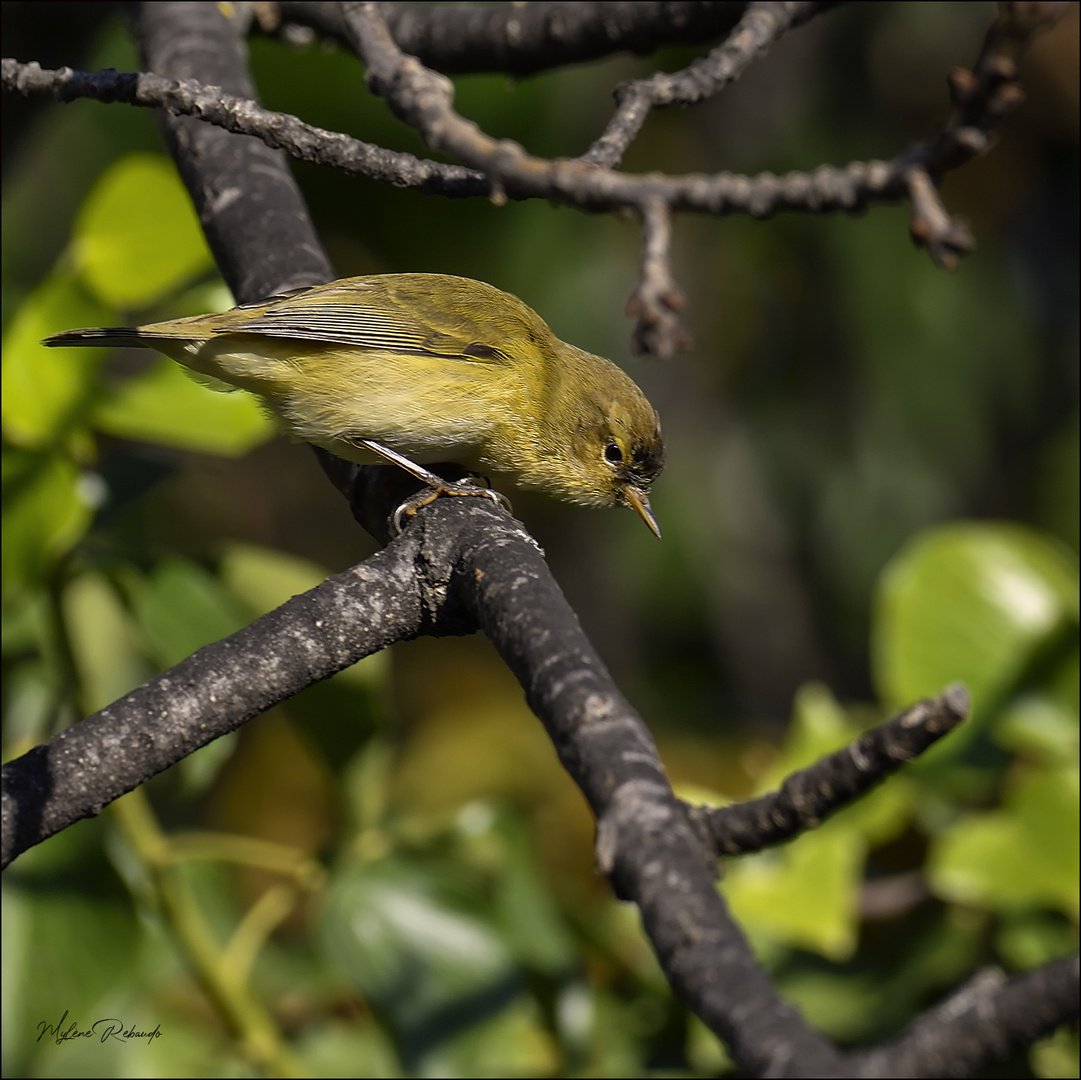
355 439 513 534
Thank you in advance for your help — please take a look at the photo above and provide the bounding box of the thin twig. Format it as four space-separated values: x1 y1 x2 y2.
897 0 1069 268
583 0 821 168
626 200 694 357
0 59 488 197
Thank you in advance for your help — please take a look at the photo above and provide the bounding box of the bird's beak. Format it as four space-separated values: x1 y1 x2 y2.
625 486 662 539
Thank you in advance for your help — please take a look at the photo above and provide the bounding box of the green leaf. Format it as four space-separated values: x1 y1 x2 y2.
995 911 1079 971
720 683 919 961
760 682 855 784
1 663 58 750
686 1013 734 1076
464 807 578 976
722 823 865 961
218 542 328 616
92 356 276 456
419 994 559 1077
777 967 886 1044
319 860 518 1043
994 691 1079 764
928 764 1080 917
132 557 249 669
1 884 139 1076
1030 1026 1080 1080
1 450 94 593
293 1021 401 1078
72 153 214 308
873 523 1080 716
1 272 112 448
63 571 150 712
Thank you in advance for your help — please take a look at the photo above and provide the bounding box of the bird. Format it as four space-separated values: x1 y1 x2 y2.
44 273 665 536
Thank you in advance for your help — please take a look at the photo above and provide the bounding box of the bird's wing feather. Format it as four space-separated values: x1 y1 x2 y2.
222 292 514 363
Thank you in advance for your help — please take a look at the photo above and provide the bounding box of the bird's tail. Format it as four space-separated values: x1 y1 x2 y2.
42 327 151 349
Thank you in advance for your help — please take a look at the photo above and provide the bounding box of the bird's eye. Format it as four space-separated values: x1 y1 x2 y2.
603 441 623 466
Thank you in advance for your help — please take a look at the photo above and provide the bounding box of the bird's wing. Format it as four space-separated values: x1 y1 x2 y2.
220 285 515 363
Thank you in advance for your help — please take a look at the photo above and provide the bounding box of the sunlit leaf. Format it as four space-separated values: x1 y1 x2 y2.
421 995 559 1077
72 153 214 308
1 450 94 592
133 557 248 669
63 571 149 712
994 692 1079 764
92 357 276 456
722 824 864 961
873 523 1079 716
1 272 111 448
928 764 1080 917
1030 1026 1081 1080
218 543 328 616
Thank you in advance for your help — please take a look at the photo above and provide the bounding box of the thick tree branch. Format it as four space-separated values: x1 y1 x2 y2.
0 480 851 1075
452 514 845 1075
129 2 334 299
851 956 1081 1078
271 1 750 76
0 527 441 869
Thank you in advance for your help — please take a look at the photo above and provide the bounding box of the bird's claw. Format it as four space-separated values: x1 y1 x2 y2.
391 479 513 535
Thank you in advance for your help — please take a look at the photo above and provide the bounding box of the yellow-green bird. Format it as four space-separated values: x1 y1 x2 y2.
44 273 665 536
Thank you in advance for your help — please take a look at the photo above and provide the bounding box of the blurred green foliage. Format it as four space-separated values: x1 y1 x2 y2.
2 4 1077 1077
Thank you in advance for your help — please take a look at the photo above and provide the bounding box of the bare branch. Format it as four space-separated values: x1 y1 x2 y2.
0 58 489 199
342 1 894 221
897 0 1070 268
583 0 821 168
906 167 974 271
0 55 897 220
693 685 970 856
626 200 694 357
4 0 1062 268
